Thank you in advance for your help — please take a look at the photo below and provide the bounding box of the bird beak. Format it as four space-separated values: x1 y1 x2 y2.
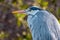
12 11 19 13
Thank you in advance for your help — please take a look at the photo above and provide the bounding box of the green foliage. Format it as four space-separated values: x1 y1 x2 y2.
0 0 60 40
58 7 60 15
0 0 4 2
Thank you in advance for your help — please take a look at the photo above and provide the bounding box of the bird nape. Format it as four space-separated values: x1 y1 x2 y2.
26 6 60 40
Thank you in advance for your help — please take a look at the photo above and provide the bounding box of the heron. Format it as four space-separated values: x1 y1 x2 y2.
26 6 60 40
12 0 60 40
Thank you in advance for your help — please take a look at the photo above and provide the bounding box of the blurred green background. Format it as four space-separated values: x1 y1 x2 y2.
0 0 60 40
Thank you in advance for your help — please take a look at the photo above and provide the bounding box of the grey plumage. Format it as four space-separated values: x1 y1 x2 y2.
26 7 60 40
